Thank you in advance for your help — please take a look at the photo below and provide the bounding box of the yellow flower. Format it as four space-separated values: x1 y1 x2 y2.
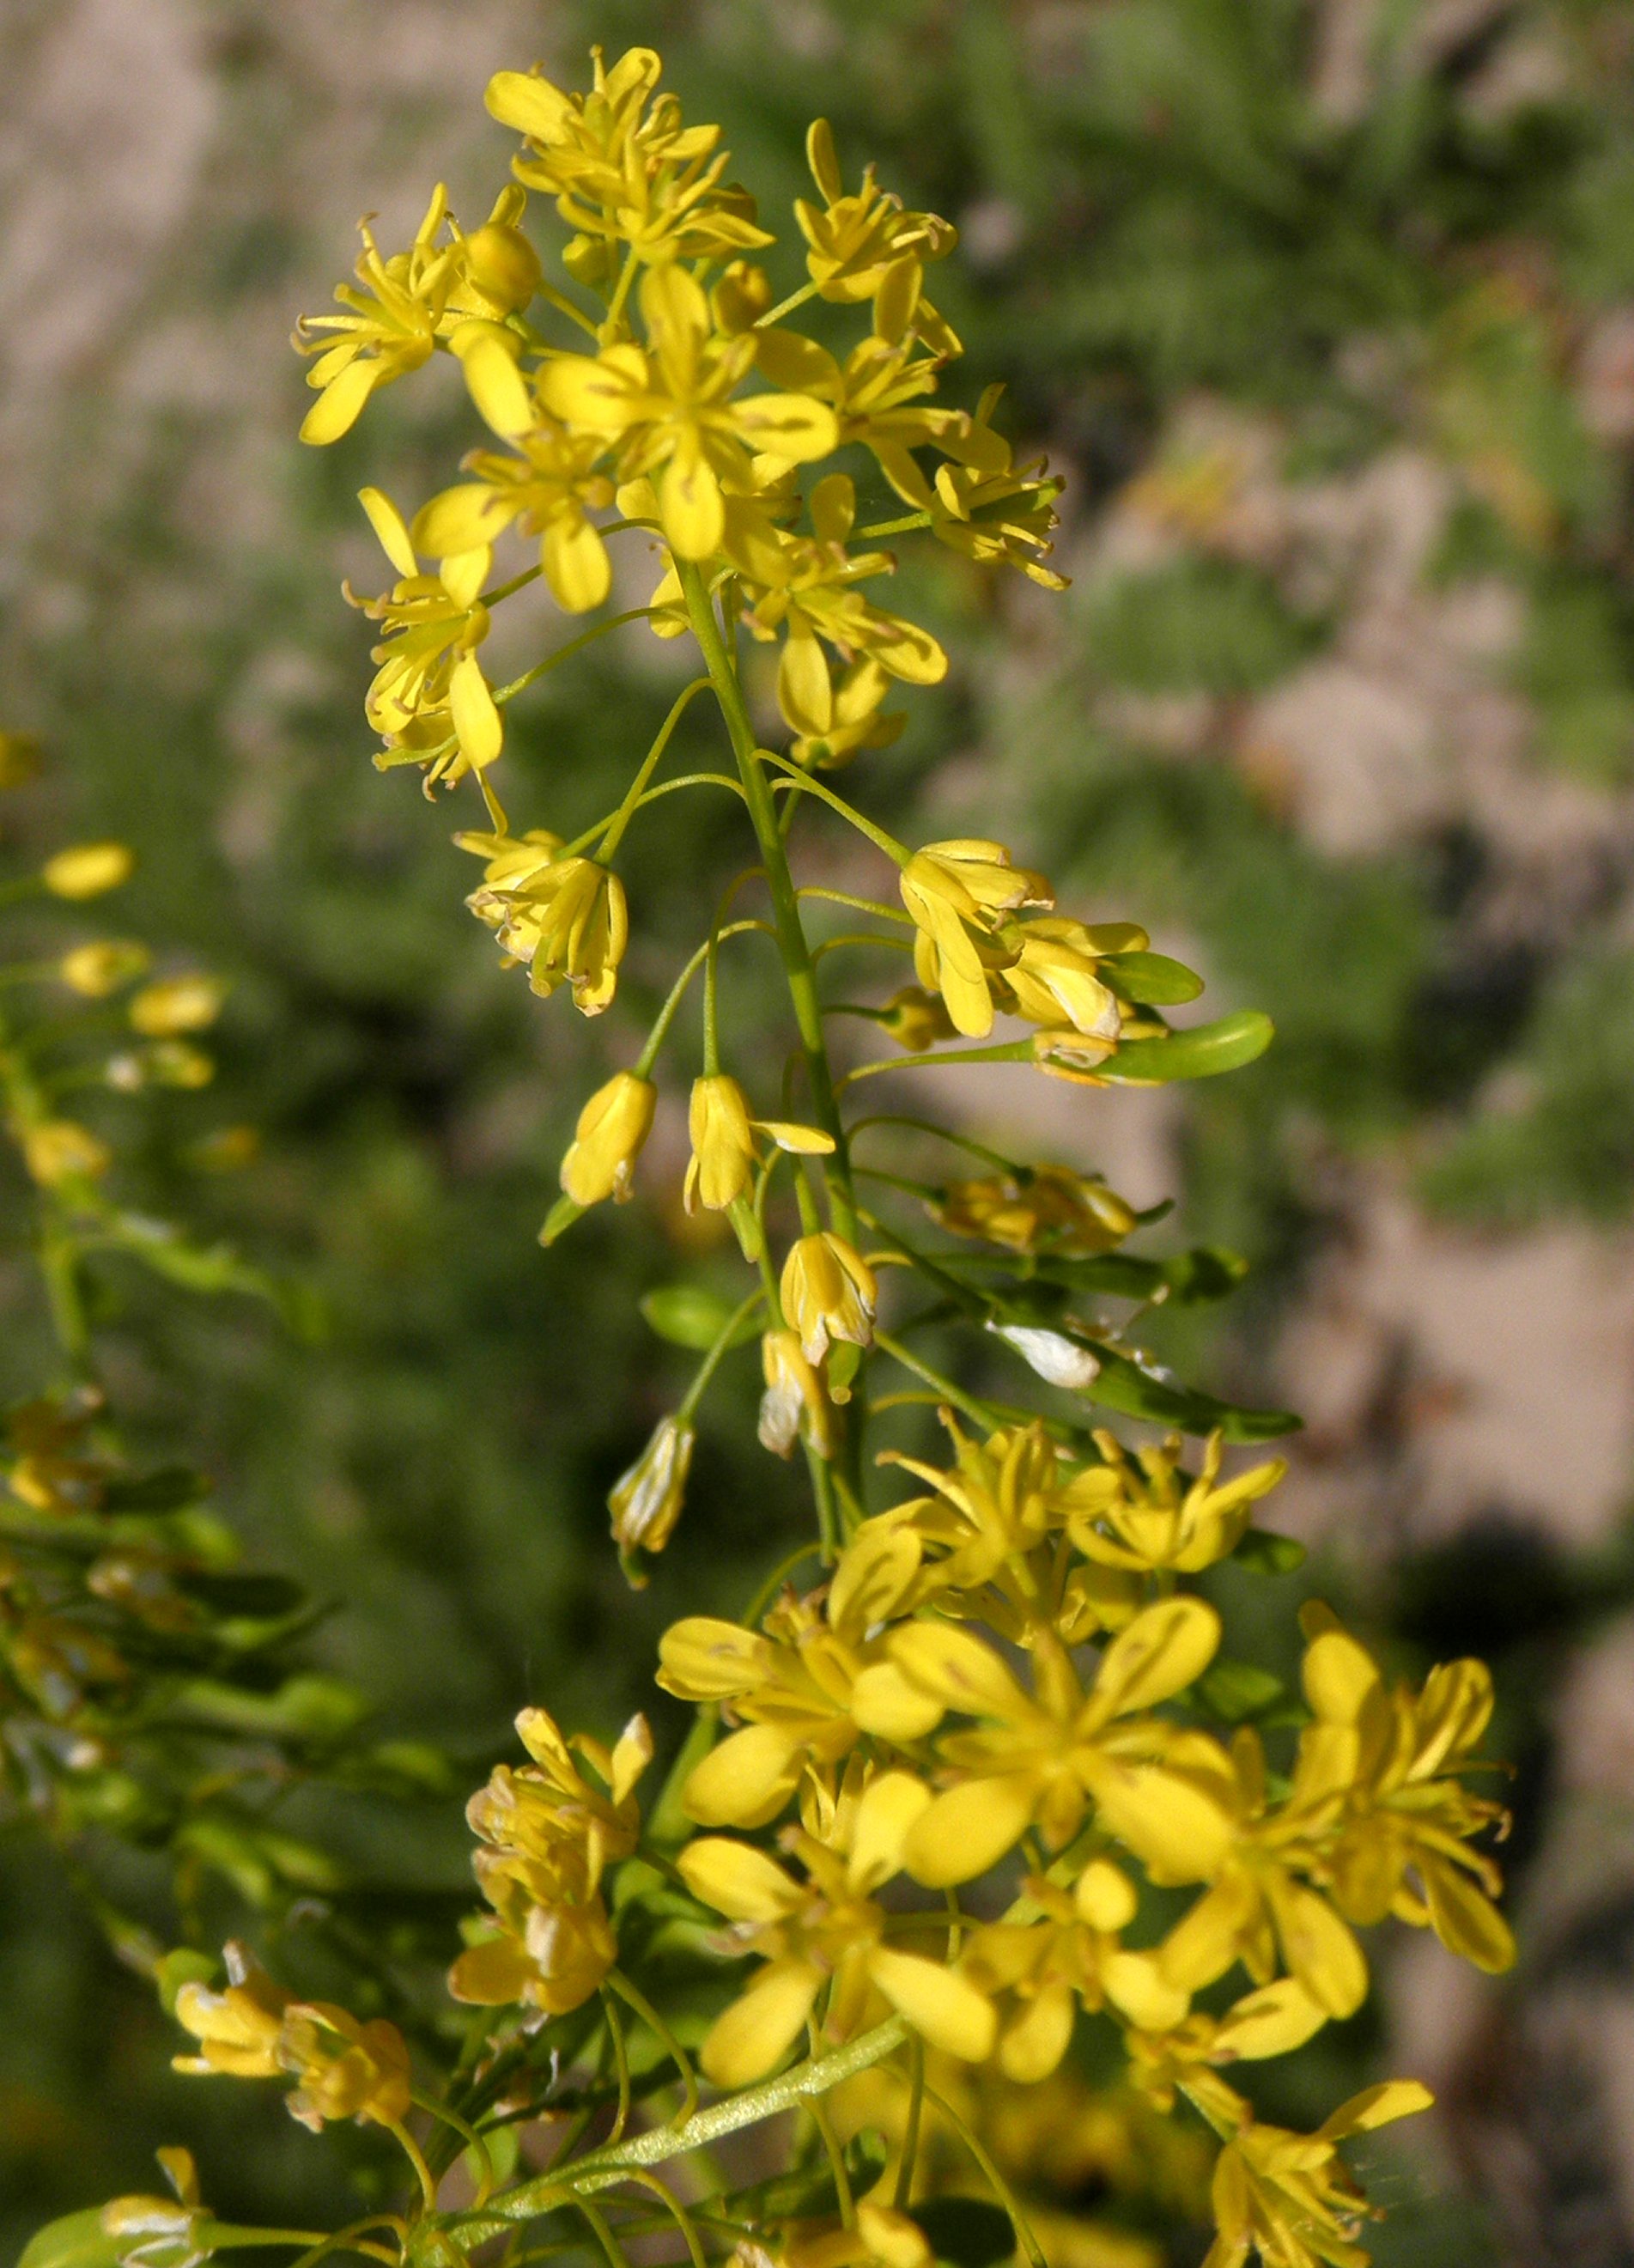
41 842 134 900
471 847 628 1012
1293 1614 1515 1974
1203 2083 1433 2268
929 384 1070 590
449 1706 651 2016
560 1073 654 1206
1066 1432 1287 1579
4 1389 111 1515
754 326 966 509
1157 1727 1371 2022
963 1858 1189 2081
679 1769 995 2084
294 185 459 443
609 1414 694 1560
738 477 947 743
684 1074 833 1213
993 918 1124 1040
780 1231 878 1364
656 1523 932 1827
538 265 838 560
128 976 225 1038
347 489 501 787
879 1414 1080 1614
278 2004 412 2134
172 1944 288 2081
486 47 773 266
790 657 906 770
20 1119 112 1186
931 1165 1138 1257
411 399 617 616
759 1327 837 1461
1127 1977 1330 2128
59 942 150 997
797 120 960 356
888 1602 1232 1887
899 839 1052 1038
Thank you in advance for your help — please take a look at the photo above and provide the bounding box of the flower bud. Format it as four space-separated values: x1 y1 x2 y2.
42 842 134 900
560 1073 655 1207
779 1231 877 1365
758 1328 835 1459
129 976 225 1037
685 1075 756 1213
460 222 543 313
562 232 616 289
876 985 956 1053
21 1120 112 1186
712 259 772 333
59 940 151 997
608 1414 695 1563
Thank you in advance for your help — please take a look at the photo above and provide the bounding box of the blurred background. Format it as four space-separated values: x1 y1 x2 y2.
3 1 1634 2261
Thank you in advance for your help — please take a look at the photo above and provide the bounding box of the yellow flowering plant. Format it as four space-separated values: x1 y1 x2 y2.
23 48 1516 2268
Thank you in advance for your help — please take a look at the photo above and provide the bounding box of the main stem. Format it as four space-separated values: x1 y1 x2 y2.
677 564 855 1243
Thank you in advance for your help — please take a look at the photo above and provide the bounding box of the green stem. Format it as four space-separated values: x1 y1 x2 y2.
451 2018 909 2236
895 2033 926 2209
677 563 856 1240
598 678 713 859
838 1039 1035 1090
759 749 908 861
634 921 772 1079
607 1967 700 2125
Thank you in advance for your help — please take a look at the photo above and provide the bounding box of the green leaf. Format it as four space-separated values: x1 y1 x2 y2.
1100 951 1205 1006
19 2211 124 2268
171 1672 367 1741
1233 1526 1308 1574
641 1284 758 1353
1087 1347 1301 1442
1024 1243 1248 1305
1200 1659 1285 1721
100 1466 209 1513
1102 1011 1274 1085
909 2198 1017 2268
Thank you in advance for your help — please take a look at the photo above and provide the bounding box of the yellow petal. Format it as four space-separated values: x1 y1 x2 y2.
847 1770 932 1894
359 487 416 577
413 483 514 559
1073 1857 1138 1932
754 1120 835 1155
447 1934 537 2006
1102 1951 1190 2033
1085 1760 1232 1883
1211 1979 1328 2061
998 1983 1073 2083
866 1947 995 2061
661 451 726 561
849 1662 947 1742
828 1523 921 1638
656 1617 774 1698
1302 1629 1381 1726
1089 1596 1221 1724
449 653 502 769
735 392 841 463
1317 2080 1434 2140
544 516 612 613
683 1724 804 1827
460 331 533 439
901 1772 1038 1888
888 1621 1030 1719
701 1960 823 2087
440 547 491 611
300 356 380 445
1265 1877 1368 2017
677 1837 802 1922
485 68 572 140
1422 1856 1516 1974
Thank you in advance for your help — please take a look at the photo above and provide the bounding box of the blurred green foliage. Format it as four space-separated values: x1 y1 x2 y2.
6 1 1634 2260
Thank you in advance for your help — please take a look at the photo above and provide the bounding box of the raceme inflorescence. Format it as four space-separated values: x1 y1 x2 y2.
26 49 1515 2268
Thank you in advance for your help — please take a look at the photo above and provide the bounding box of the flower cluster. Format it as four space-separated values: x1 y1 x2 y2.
24 47 1513 2268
